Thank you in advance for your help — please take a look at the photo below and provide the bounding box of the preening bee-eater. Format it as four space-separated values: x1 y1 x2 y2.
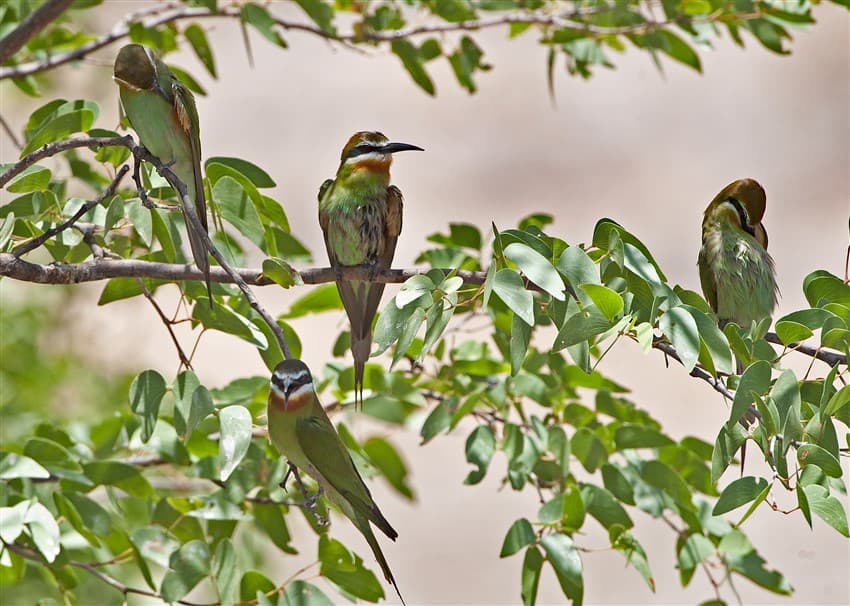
318 132 423 407
698 178 779 333
113 43 211 300
268 359 404 603
698 179 779 473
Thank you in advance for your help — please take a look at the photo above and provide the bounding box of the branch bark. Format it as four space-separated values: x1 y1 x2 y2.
0 0 75 64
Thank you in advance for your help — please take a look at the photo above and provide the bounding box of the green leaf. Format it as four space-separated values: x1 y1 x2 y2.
262 257 303 288
504 242 565 300
253 504 296 554
492 268 534 325
728 360 771 429
678 533 714 576
580 484 633 530
580 284 623 320
126 199 153 248
284 283 341 319
392 39 435 95
363 437 413 500
214 539 238 606
824 384 850 416
213 176 265 247
0 452 50 479
682 304 734 375
3 164 51 193
654 29 701 71
396 274 435 308
553 305 614 350
161 540 211 602
83 461 152 497
510 311 532 376
571 427 607 473
24 501 60 563
803 485 849 537
219 405 253 481
193 301 268 348
557 245 600 291
185 23 217 78
541 533 583 603
601 464 635 505
464 425 495 485
641 460 693 512
712 476 769 515
129 369 166 443
282 580 334 606
239 570 276 603
318 535 384 602
521 547 544 606
188 385 215 440
614 424 674 450
659 307 700 372
727 551 792 594
206 156 276 188
796 443 842 478
294 0 335 33
21 100 99 155
241 2 287 48
500 518 536 558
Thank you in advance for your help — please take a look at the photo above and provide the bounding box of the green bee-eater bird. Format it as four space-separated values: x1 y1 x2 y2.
698 178 779 333
698 178 779 473
267 359 404 603
113 43 211 300
318 132 423 407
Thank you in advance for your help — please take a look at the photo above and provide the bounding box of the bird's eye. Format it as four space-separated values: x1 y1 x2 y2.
346 144 377 159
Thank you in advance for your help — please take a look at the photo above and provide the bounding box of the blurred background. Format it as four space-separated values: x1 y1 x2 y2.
1 2 848 604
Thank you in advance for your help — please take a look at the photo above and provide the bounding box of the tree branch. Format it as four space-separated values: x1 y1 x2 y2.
0 0 76 65
2 542 216 606
765 332 846 367
0 3 765 81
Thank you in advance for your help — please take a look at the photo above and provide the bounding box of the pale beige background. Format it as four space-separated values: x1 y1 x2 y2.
1 2 848 605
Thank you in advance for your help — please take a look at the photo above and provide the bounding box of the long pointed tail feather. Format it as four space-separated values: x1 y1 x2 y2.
356 516 404 605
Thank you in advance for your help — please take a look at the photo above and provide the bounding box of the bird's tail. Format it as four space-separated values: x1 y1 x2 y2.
185 218 212 303
338 279 382 409
355 516 404 605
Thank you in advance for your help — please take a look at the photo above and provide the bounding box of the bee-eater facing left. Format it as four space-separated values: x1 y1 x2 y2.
319 132 423 407
698 178 778 333
267 359 405 603
113 43 211 300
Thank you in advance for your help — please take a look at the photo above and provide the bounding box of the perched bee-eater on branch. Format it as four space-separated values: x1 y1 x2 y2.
267 359 404 603
698 178 779 472
698 178 779 333
319 131 423 407
113 43 211 301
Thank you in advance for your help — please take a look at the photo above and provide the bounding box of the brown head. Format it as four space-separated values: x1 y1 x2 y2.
336 131 423 177
703 178 769 248
113 44 160 92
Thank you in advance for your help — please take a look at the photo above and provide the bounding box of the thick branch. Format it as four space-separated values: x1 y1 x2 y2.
0 0 75 64
0 4 763 81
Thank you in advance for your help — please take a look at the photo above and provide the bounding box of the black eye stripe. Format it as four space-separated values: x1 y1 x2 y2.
346 143 380 159
728 198 755 237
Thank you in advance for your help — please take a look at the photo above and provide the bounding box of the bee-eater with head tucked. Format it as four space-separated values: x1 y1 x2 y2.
267 359 404 603
319 132 423 407
698 178 779 333
113 43 211 301
698 178 779 473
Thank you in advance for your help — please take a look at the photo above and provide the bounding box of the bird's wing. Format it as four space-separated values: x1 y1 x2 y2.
170 77 207 232
359 185 404 331
295 414 397 539
318 178 336 264
697 247 718 313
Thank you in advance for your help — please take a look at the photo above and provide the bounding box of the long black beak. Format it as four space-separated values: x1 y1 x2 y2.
380 142 424 154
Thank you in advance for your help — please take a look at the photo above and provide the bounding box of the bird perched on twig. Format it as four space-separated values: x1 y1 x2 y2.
267 359 405 603
113 43 211 301
318 131 423 407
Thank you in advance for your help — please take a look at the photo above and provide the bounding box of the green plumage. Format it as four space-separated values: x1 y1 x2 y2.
114 44 211 300
267 359 403 602
319 132 420 407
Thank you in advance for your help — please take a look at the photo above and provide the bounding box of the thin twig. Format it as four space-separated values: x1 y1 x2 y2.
136 277 193 369
764 332 846 367
0 114 23 150
12 165 128 257
0 4 768 81
2 542 215 606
